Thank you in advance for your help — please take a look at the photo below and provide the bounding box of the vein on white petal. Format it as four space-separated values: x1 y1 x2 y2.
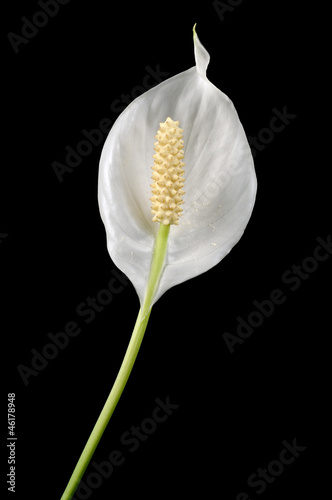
185 165 252 234
118 115 150 230
143 98 153 186
184 86 237 191
180 76 201 153
101 186 144 246
184 117 242 219
145 68 187 123
169 174 254 259
184 96 224 187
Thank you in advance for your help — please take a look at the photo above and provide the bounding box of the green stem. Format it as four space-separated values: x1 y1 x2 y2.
60 223 170 500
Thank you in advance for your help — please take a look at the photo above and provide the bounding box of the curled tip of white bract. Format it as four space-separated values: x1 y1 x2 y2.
150 117 185 226
193 24 210 78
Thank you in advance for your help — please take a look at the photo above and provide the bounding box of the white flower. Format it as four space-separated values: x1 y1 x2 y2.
98 27 257 307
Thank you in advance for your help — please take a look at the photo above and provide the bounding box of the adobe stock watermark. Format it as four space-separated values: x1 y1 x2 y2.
213 0 245 23
248 107 297 159
0 233 9 244
235 437 307 499
17 268 129 386
223 234 332 353
71 396 180 500
7 0 71 54
51 64 170 183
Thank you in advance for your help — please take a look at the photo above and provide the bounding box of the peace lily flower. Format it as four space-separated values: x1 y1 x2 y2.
61 26 257 500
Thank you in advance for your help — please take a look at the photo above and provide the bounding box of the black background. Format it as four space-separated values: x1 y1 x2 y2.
2 1 330 499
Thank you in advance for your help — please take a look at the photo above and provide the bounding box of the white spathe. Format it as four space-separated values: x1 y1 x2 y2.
98 29 257 306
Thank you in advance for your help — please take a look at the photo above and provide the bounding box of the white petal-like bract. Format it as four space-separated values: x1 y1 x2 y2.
98 29 257 305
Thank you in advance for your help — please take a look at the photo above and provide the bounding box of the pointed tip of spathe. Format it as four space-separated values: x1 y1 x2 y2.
192 24 210 78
